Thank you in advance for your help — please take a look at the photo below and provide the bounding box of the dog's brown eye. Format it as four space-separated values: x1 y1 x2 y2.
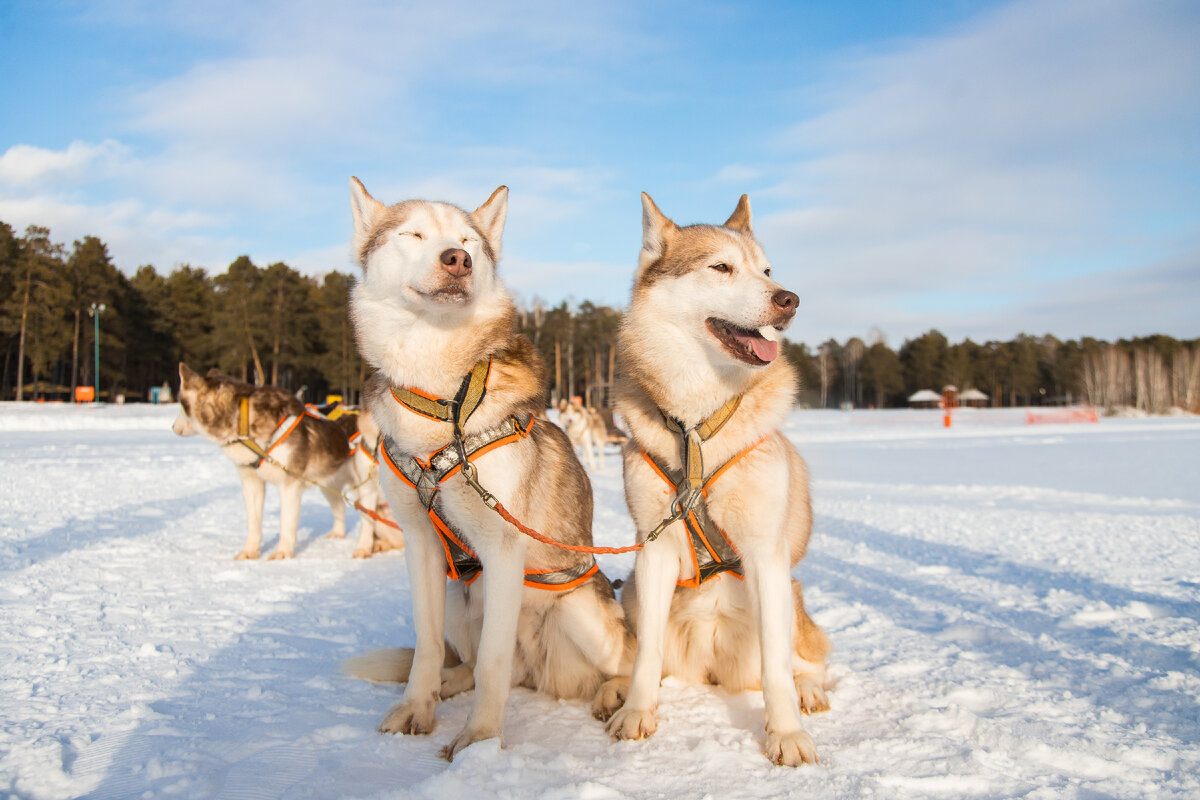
710 263 730 273
764 268 772 277
399 231 423 240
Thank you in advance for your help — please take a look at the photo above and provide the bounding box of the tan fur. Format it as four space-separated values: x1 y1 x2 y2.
556 398 609 471
173 363 369 560
344 179 632 760
348 407 405 558
602 194 830 767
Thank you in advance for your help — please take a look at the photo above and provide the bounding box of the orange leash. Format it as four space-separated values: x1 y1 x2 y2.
488 498 645 554
353 499 402 530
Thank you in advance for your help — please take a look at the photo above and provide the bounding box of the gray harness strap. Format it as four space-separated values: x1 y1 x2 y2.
381 418 598 590
643 451 744 584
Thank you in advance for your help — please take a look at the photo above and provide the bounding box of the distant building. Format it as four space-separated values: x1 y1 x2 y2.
959 387 989 408
907 389 942 408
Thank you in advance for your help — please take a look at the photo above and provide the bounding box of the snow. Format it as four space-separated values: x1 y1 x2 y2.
2 402 1199 799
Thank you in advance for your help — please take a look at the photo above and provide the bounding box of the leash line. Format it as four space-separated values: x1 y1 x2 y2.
232 438 402 531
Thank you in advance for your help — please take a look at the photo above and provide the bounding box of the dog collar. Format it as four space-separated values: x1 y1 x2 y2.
660 394 742 494
390 358 492 437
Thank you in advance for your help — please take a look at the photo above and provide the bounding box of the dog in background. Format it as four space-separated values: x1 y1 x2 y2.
597 194 830 766
173 363 368 560
347 406 405 558
557 397 608 471
341 178 631 760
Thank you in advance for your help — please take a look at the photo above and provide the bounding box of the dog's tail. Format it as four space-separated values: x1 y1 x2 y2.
340 646 462 683
340 648 416 684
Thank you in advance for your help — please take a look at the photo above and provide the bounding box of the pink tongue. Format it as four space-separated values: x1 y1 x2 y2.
748 335 779 362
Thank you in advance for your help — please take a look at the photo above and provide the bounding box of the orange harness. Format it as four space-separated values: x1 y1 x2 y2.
381 360 600 591
643 395 763 587
226 396 316 468
348 429 381 465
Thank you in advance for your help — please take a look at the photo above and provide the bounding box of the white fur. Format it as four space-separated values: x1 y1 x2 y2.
347 180 629 761
604 194 826 767
172 388 364 561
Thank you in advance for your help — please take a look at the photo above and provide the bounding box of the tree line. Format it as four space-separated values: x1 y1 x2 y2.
2 222 1197 413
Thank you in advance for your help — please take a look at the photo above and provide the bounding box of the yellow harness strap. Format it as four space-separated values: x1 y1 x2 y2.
662 394 742 506
232 396 309 468
390 358 492 436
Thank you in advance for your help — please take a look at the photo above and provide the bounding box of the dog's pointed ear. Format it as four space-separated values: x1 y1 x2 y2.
471 186 509 256
724 194 753 233
640 192 677 270
178 362 198 384
349 177 385 252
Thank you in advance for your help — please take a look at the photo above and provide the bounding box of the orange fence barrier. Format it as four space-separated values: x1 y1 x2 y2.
1025 407 1099 425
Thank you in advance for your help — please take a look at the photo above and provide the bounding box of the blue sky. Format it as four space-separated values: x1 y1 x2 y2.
1 0 1197 348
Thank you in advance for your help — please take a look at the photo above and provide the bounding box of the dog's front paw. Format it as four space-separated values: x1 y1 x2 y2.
591 677 629 721
267 550 292 561
324 530 346 539
795 674 830 714
439 724 500 762
605 705 657 740
352 546 372 559
234 549 259 560
378 701 435 735
765 728 818 767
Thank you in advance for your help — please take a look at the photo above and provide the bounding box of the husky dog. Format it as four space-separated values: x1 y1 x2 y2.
346 407 406 558
172 364 366 560
342 178 630 760
557 397 608 471
598 194 830 766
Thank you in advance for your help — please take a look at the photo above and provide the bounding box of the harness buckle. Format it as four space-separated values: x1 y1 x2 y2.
455 439 499 509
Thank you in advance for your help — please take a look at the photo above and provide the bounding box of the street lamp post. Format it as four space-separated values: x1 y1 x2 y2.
89 302 105 401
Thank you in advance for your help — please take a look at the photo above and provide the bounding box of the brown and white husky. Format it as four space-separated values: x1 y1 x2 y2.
172 364 368 560
341 178 630 760
556 397 608 471
597 194 831 766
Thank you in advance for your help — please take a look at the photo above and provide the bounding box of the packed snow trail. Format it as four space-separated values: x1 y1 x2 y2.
1 403 1198 799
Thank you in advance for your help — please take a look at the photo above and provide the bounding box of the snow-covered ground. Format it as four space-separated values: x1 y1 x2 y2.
2 402 1198 799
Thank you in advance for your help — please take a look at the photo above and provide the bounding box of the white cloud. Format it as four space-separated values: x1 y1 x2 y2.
0 140 130 185
714 164 762 184
0 194 230 269
130 55 367 147
757 0 1200 345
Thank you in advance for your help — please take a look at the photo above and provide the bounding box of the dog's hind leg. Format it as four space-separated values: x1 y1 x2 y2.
352 466 379 558
320 486 347 540
236 467 265 560
792 581 831 714
269 479 305 560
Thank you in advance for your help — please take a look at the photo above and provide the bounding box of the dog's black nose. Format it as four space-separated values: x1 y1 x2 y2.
440 248 472 278
772 289 799 314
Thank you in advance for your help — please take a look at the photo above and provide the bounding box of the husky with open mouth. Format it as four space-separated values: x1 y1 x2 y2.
341 179 630 761
596 194 831 766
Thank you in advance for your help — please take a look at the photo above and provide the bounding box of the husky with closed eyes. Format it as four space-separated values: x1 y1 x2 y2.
340 178 631 761
595 194 831 766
